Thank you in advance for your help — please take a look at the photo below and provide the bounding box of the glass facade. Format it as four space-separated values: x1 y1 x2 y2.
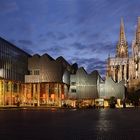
0 37 30 82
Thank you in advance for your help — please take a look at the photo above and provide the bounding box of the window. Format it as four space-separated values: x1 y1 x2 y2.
34 70 40 75
13 83 17 92
71 89 76 93
71 82 76 85
29 70 32 75
5 82 8 92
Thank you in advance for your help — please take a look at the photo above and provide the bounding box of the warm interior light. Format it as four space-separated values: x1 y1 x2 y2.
62 94 64 99
0 69 3 77
51 94 55 99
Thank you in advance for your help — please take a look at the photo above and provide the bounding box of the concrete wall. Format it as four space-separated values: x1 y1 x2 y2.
25 54 73 85
69 68 125 100
25 54 63 83
68 68 99 99
98 77 125 99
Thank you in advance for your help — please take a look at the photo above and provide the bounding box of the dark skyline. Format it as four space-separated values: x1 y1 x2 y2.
0 0 140 76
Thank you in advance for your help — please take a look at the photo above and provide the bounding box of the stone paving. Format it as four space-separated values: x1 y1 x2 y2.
0 108 140 140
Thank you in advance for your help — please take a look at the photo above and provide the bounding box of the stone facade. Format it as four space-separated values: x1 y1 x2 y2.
107 17 140 92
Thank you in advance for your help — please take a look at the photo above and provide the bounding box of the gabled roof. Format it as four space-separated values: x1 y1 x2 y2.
42 53 54 61
56 56 71 66
90 70 99 76
76 67 87 75
32 54 40 57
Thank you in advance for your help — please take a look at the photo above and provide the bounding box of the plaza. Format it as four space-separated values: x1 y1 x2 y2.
0 108 140 140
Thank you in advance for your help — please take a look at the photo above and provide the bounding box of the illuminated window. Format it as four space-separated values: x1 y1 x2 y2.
61 94 64 99
51 94 55 99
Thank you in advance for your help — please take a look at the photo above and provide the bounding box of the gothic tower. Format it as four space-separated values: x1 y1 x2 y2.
106 18 129 84
116 18 128 58
132 17 140 79
106 17 140 92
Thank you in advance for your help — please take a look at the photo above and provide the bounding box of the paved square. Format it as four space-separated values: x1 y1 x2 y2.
0 108 140 140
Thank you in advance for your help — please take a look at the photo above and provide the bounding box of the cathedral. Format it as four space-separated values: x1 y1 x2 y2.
106 17 140 93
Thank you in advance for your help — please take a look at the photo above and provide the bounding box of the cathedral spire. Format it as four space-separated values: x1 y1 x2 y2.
116 18 128 58
136 17 140 44
119 18 127 45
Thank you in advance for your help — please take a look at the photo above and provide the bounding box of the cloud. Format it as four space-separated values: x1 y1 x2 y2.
0 1 18 13
46 32 56 39
18 40 33 45
87 62 106 76
38 45 65 55
57 32 67 40
39 32 67 43
71 42 87 50
71 41 115 56
46 32 67 41
20 46 33 55
69 57 106 76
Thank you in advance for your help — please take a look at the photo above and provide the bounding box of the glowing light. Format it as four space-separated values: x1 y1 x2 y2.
51 94 55 99
62 94 64 99
0 69 3 77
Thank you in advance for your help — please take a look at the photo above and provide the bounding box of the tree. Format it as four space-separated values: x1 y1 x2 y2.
128 90 140 107
109 96 117 108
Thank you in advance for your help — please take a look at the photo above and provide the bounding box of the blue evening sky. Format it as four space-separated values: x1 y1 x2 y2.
0 0 140 76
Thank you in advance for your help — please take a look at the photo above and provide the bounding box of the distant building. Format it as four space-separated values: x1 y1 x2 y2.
106 17 140 93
